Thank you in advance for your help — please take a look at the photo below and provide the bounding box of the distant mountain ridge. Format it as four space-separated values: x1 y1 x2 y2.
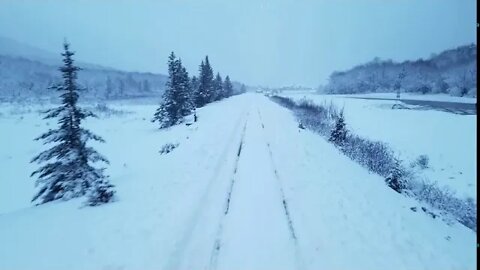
0 36 110 70
324 44 477 97
0 37 168 102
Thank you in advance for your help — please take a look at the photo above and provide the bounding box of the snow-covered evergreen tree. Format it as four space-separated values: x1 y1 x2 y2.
223 75 234 98
195 56 214 107
329 111 347 146
191 76 199 94
31 42 115 206
177 63 194 118
152 52 193 128
213 72 223 101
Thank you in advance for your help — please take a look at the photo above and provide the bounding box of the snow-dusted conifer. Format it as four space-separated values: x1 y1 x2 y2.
152 52 193 128
329 111 347 146
31 42 115 206
223 76 234 98
213 72 223 101
195 56 215 107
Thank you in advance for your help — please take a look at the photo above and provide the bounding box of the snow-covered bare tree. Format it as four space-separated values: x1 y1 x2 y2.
31 42 115 206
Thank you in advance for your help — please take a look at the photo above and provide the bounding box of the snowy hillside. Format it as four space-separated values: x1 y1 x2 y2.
0 36 62 66
0 94 476 270
0 37 168 101
325 44 477 97
0 55 168 101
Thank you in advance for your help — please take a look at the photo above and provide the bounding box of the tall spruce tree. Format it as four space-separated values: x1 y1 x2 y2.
152 52 193 128
191 76 199 93
177 63 194 118
223 75 233 98
31 42 115 206
195 56 214 107
213 72 223 101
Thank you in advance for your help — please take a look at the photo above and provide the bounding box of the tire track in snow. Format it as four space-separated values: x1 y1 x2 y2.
165 111 248 270
256 108 305 270
209 121 248 270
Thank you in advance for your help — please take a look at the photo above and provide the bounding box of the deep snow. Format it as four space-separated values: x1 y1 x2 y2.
281 92 477 200
0 94 476 270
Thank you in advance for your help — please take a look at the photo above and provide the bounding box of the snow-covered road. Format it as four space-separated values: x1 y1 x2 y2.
0 93 476 270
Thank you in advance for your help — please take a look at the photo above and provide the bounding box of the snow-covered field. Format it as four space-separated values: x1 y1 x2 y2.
281 93 477 200
334 92 477 104
0 94 476 270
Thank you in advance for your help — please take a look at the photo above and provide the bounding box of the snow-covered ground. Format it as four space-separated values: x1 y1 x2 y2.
281 93 477 200
0 94 476 270
334 92 477 104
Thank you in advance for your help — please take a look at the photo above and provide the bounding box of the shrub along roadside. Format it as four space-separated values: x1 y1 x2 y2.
270 95 477 232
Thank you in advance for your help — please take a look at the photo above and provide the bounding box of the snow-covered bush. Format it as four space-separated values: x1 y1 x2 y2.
159 143 179 155
409 180 477 231
91 103 131 117
385 158 407 193
269 95 296 109
342 135 396 177
413 154 429 169
448 86 464 97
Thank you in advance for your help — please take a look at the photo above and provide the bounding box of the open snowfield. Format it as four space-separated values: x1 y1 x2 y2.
0 93 476 270
281 93 477 200
335 92 477 104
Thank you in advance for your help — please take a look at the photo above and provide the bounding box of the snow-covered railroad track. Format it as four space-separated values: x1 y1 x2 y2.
166 110 250 270
209 121 248 269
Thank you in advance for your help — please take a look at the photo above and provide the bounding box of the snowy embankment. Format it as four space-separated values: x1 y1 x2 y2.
281 93 477 200
0 94 476 270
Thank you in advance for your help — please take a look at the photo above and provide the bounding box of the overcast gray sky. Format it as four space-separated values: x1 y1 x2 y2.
0 0 476 87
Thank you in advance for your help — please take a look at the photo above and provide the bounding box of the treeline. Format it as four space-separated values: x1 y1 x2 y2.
324 44 477 97
30 43 246 207
0 54 167 102
152 52 246 128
